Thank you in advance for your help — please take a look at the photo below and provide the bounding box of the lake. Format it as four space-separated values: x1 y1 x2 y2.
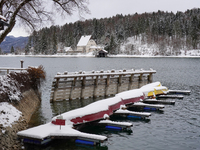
0 56 200 150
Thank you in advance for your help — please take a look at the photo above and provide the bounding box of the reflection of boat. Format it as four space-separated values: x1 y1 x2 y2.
140 82 168 98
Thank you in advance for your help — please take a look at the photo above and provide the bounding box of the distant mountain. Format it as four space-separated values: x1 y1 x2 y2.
0 36 28 53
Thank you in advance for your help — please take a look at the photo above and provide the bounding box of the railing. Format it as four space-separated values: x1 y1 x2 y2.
0 67 27 75
50 69 156 102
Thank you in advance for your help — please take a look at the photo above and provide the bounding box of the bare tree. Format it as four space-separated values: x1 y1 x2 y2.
0 0 90 43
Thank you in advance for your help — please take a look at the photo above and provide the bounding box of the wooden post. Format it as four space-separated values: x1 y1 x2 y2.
69 77 76 100
139 73 143 81
53 78 60 102
117 75 122 93
93 76 99 98
105 75 110 97
148 73 153 82
20 60 24 68
128 74 134 90
81 76 86 99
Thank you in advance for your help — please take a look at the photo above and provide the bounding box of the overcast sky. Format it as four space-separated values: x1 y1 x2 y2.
8 0 200 37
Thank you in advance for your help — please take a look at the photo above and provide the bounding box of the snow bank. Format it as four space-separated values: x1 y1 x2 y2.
0 102 22 127
0 75 22 101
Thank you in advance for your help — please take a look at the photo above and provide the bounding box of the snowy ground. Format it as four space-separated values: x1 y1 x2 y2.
0 74 23 129
0 102 22 128
0 74 22 101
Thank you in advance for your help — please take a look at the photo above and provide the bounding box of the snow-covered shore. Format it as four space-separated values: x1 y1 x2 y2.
0 102 22 128
0 89 41 150
1 49 200 58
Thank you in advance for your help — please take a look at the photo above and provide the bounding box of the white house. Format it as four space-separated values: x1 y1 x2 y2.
77 35 102 53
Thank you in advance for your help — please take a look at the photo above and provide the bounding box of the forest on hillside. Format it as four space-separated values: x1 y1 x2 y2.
25 8 200 55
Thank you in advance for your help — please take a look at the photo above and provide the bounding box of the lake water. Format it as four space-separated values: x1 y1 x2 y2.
0 56 200 150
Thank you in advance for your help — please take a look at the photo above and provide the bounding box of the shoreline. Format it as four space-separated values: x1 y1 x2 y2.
0 54 200 58
0 89 41 150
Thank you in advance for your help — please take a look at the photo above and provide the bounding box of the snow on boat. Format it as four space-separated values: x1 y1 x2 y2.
99 120 133 130
156 95 184 99
130 102 165 110
140 82 168 97
17 122 107 145
114 109 151 118
168 90 191 95
143 98 175 105
53 89 144 125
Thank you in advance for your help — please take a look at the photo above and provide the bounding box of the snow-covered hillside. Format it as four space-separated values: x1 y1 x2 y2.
119 36 200 57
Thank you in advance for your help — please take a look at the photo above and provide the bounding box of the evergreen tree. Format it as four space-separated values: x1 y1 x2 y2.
190 16 200 49
52 29 57 54
10 46 14 54
106 35 117 54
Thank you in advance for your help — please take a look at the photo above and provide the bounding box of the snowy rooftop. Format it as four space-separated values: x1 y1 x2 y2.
77 35 91 46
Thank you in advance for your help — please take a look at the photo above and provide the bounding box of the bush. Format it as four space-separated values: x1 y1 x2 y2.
27 65 46 90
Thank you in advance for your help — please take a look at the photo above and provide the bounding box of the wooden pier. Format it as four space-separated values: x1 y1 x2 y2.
50 68 156 102
0 60 26 75
0 67 27 75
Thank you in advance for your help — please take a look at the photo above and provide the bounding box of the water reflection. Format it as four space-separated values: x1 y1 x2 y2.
51 97 105 117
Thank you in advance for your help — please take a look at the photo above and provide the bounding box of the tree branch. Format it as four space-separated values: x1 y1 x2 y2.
0 0 31 43
0 0 90 44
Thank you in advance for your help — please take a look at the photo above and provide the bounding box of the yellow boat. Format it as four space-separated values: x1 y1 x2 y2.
140 82 168 98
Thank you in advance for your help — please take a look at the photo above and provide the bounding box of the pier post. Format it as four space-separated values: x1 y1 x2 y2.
94 76 99 98
139 73 143 81
117 75 122 93
105 75 110 97
128 74 134 90
53 78 60 102
20 59 24 68
81 76 86 99
148 73 153 82
69 77 77 100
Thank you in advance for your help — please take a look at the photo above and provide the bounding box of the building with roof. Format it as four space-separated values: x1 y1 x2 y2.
77 35 102 53
96 49 108 57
